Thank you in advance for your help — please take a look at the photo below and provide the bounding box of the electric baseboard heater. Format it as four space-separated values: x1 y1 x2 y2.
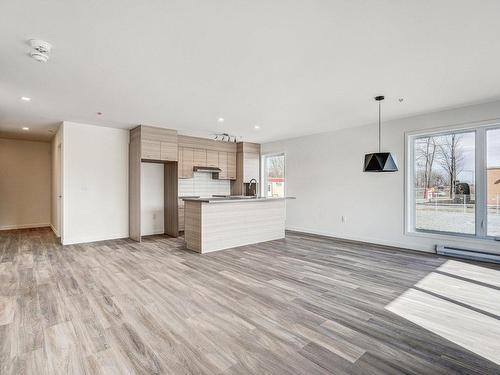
436 245 500 265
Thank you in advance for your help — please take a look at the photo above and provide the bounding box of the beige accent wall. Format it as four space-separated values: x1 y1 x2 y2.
0 138 51 230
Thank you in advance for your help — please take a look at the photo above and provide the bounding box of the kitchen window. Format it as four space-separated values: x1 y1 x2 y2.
407 123 500 239
262 153 285 198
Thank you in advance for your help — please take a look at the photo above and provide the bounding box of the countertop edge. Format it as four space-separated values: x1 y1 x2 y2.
182 197 296 204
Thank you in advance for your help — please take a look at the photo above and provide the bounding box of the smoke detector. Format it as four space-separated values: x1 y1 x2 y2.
29 39 52 62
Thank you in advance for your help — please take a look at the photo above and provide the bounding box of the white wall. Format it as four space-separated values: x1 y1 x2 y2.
0 138 51 229
141 163 164 235
50 125 63 236
262 99 500 254
62 122 129 244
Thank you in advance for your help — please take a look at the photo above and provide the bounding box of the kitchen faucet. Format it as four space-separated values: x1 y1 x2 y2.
248 179 257 197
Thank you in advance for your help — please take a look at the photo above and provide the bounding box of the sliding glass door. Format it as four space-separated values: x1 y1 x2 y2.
409 124 500 240
262 153 285 198
487 128 500 237
413 130 476 235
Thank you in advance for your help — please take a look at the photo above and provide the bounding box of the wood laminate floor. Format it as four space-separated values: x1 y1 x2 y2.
1 228 500 375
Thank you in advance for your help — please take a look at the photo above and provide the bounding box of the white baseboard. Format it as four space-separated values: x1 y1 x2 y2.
141 229 166 236
0 223 50 231
285 226 433 253
50 224 60 237
62 232 129 245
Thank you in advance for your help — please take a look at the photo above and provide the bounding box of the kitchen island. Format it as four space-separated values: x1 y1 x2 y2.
183 196 294 253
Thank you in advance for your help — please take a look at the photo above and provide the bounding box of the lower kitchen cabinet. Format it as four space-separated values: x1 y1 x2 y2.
178 207 185 231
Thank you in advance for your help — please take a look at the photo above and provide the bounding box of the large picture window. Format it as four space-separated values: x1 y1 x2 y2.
409 124 500 239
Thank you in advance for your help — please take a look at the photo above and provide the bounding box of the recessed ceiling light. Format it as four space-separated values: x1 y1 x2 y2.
22 127 29 131
254 125 261 130
21 96 31 102
217 117 224 123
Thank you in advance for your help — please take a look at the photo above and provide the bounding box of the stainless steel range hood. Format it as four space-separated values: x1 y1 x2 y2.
193 166 221 173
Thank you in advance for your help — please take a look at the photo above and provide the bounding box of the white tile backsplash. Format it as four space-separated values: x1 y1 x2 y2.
179 172 230 197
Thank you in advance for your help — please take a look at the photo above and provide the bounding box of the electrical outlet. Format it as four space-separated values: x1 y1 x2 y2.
153 213 157 220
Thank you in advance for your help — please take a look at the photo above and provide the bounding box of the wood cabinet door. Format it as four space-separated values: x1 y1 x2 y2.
193 148 206 166
182 147 194 179
206 150 219 167
243 152 259 182
227 152 236 180
141 140 161 160
218 151 228 179
160 142 178 161
178 147 184 177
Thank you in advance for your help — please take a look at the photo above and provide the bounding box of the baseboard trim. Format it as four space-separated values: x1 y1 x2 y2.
141 230 166 236
50 224 60 237
0 223 51 231
62 233 129 246
285 226 434 254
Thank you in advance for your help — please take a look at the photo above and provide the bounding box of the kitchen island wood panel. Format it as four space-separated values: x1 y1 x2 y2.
184 199 287 253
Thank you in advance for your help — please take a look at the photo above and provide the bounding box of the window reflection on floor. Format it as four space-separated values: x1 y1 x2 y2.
385 260 500 366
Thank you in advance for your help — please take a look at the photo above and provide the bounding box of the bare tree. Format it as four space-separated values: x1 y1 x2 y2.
415 137 437 190
437 134 465 198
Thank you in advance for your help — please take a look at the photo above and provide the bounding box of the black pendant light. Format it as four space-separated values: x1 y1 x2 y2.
363 95 398 172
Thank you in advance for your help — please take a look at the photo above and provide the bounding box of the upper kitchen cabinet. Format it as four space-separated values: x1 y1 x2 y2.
140 126 178 162
206 150 218 168
218 152 228 179
141 140 161 160
179 147 194 179
213 151 236 180
177 135 237 180
227 152 236 180
161 142 178 161
194 148 207 167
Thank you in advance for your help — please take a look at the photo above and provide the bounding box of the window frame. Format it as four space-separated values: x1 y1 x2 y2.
485 127 500 238
405 120 500 241
261 152 286 198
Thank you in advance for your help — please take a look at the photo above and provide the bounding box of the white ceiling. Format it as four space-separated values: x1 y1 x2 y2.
1 0 500 142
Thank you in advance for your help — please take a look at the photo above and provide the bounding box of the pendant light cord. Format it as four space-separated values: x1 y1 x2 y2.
378 100 381 152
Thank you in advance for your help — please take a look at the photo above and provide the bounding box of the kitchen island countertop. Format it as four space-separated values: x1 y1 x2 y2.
182 196 295 204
